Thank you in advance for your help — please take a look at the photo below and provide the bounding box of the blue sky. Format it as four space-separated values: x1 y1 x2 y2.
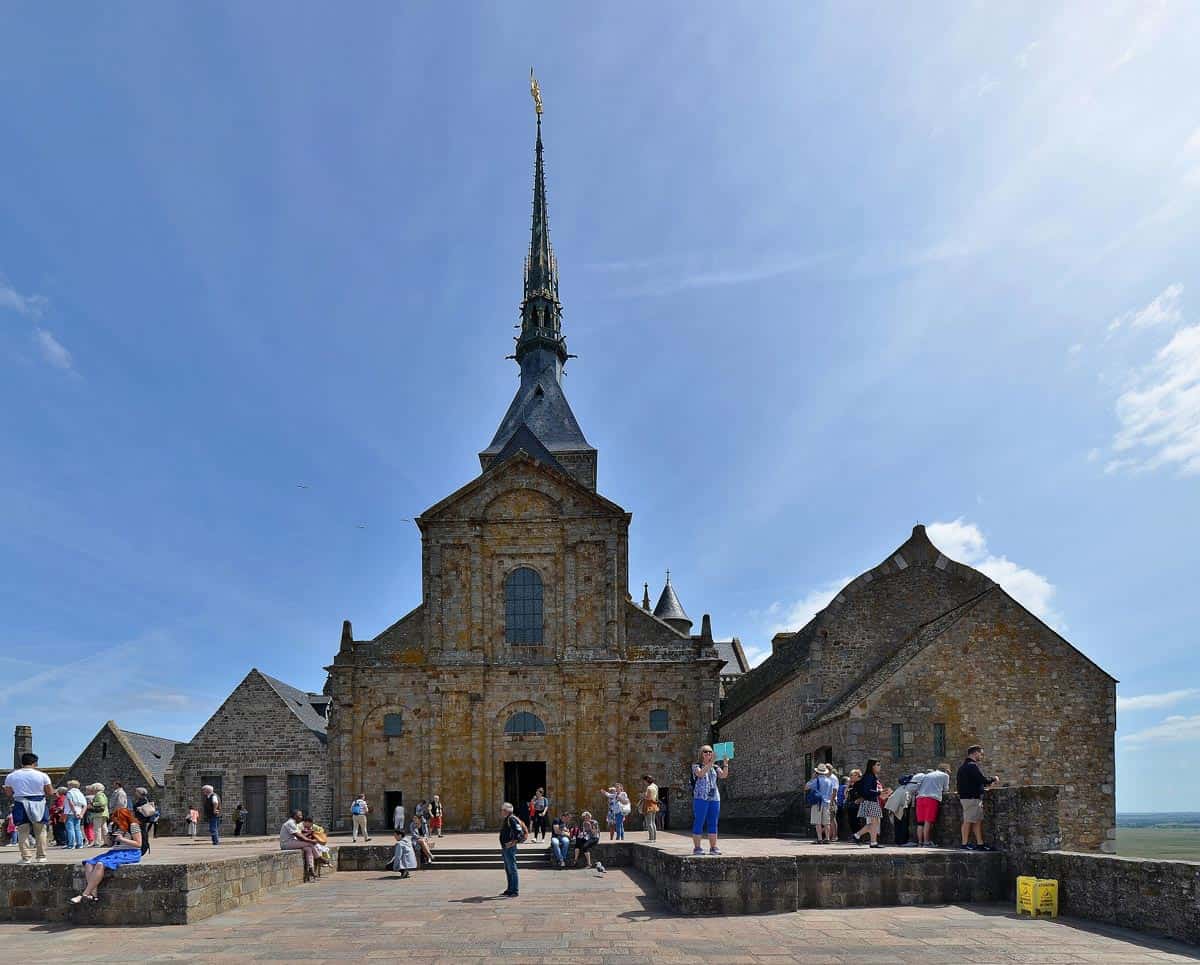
2 3 1196 812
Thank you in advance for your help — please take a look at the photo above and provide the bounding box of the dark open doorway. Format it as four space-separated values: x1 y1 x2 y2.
503 761 546 815
384 790 404 830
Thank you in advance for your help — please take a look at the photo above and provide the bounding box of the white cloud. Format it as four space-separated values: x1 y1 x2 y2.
1119 714 1200 747
1117 688 1200 712
764 577 852 640
926 518 1059 624
1110 323 1200 475
0 276 48 319
34 328 73 370
1108 283 1183 332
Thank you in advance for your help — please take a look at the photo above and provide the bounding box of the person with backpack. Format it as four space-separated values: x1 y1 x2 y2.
805 764 838 843
350 792 370 842
498 802 527 897
131 787 158 855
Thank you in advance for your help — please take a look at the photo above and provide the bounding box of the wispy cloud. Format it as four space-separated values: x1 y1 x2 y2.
1119 713 1200 747
34 328 73 370
762 576 852 640
0 276 49 319
927 519 1060 625
1117 688 1200 712
1108 283 1183 332
1109 322 1200 476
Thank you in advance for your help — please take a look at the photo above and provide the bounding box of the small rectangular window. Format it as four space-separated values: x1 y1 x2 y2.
649 709 669 732
933 723 946 759
383 713 404 737
891 724 904 760
288 774 310 817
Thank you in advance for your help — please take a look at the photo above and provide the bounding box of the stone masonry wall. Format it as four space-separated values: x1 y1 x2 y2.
66 722 166 797
165 670 331 831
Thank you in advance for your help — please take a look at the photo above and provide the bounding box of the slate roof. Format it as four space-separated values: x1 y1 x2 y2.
716 638 749 677
653 579 690 624
120 729 179 786
491 422 567 476
258 671 330 743
481 358 595 459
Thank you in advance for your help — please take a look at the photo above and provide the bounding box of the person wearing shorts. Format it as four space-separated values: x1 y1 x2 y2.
805 764 838 843
914 765 949 846
956 745 999 850
691 745 729 855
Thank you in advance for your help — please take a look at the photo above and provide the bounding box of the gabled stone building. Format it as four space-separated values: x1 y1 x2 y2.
326 106 724 831
65 721 178 801
717 525 1117 852
165 669 331 834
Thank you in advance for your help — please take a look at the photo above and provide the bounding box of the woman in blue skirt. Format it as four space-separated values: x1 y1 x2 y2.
70 807 142 904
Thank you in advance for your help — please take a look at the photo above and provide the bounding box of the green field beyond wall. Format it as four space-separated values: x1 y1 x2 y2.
1116 813 1200 861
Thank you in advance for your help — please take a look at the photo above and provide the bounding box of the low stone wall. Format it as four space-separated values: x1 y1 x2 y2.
1026 851 1200 946
0 848 323 925
618 845 1002 915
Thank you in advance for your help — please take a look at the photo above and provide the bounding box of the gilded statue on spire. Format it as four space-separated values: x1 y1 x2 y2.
530 67 543 116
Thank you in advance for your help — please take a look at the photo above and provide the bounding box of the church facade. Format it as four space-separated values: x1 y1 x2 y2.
324 109 724 831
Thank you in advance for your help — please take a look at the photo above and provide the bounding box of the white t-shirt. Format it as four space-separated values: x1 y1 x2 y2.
3 767 51 798
280 818 301 847
916 770 950 800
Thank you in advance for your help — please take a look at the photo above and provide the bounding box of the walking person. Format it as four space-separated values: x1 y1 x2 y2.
852 759 884 848
805 764 838 843
498 802 526 897
201 784 221 845
915 763 950 847
350 792 370 842
65 780 87 850
957 745 1000 850
690 744 729 855
234 802 248 836
640 774 660 842
2 752 53 863
392 800 406 833
531 788 549 841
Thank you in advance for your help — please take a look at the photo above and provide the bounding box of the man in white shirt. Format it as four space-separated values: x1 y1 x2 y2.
3 752 54 863
393 802 406 832
111 782 129 811
915 764 951 847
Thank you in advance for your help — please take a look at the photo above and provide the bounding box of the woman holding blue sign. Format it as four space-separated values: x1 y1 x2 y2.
691 744 730 855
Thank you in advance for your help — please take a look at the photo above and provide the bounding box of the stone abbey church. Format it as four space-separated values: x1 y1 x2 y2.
40 99 1113 849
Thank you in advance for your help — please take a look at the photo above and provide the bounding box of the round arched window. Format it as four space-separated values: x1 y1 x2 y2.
503 711 546 736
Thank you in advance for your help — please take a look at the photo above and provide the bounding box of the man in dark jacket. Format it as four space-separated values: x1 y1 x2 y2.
956 745 999 850
498 802 525 897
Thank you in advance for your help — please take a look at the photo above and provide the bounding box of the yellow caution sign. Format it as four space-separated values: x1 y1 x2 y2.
1017 875 1059 918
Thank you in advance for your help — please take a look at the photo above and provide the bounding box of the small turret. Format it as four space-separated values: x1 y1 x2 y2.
653 570 693 635
642 582 651 611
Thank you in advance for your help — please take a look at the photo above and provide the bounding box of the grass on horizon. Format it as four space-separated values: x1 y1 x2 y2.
1116 827 1200 861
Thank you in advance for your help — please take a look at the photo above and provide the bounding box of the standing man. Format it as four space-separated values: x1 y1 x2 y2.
498 802 525 898
350 792 371 842
111 781 129 812
914 763 950 847
392 800 406 833
429 795 444 837
805 764 838 843
202 783 221 846
956 745 999 851
640 775 660 842
3 752 53 863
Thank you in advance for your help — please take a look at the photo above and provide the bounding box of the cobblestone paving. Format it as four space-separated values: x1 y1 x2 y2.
4 864 1196 963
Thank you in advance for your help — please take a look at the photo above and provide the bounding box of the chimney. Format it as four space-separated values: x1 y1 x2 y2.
340 620 354 653
13 724 32 769
700 614 713 644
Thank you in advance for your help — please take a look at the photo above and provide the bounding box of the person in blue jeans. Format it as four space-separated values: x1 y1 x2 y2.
202 784 221 845
498 802 524 897
691 745 730 855
549 813 574 868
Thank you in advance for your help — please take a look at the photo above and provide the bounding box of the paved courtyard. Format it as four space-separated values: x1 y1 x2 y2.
3 857 1196 963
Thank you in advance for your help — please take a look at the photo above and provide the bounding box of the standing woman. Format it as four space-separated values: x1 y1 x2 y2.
853 759 884 848
70 807 142 904
87 784 109 848
531 788 549 842
691 745 729 855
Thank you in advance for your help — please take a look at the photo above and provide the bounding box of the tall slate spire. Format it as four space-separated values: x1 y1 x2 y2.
480 72 597 491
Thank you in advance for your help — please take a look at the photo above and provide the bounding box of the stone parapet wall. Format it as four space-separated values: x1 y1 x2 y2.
1026 851 1200 946
0 848 323 925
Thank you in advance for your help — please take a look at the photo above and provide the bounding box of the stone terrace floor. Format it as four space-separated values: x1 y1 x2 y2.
2 838 1197 963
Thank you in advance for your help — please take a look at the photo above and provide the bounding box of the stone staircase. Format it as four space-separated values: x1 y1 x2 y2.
334 843 568 872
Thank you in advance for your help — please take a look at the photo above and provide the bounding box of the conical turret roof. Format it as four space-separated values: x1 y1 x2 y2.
653 571 691 628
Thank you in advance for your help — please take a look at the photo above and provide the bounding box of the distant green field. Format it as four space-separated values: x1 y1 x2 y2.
1116 827 1200 861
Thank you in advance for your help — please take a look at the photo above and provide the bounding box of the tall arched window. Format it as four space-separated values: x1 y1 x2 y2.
505 567 543 645
503 711 546 736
